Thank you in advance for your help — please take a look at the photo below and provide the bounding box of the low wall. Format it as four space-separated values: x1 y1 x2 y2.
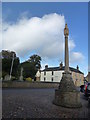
2 81 59 88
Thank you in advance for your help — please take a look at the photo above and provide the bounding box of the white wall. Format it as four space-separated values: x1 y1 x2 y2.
40 70 84 86
40 70 64 82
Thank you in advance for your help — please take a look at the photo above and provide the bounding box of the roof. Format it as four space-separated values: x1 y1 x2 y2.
42 66 83 74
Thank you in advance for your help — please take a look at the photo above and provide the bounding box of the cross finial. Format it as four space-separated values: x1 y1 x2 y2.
64 23 69 37
65 23 67 28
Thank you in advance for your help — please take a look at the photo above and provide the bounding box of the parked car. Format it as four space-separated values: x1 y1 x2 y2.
80 85 84 92
84 82 90 97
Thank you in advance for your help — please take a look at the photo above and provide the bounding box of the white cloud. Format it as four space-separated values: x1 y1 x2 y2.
68 38 76 51
2 13 65 58
2 12 84 65
70 52 84 63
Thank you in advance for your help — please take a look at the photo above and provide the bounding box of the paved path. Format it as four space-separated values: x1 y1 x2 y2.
2 88 90 118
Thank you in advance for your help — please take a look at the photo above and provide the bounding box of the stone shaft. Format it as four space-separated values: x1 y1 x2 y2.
64 24 69 72
65 36 69 72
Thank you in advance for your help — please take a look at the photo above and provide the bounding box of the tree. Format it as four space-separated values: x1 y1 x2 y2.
20 61 35 79
28 54 41 70
2 50 16 58
1 50 20 79
21 54 41 79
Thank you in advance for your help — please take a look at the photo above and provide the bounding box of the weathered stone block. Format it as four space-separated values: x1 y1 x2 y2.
53 90 82 108
53 72 82 108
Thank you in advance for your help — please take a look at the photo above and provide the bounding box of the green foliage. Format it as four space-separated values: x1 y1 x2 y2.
2 58 20 77
2 71 7 79
2 50 16 58
29 54 41 69
11 76 17 81
1 50 20 79
26 77 32 82
2 58 11 74
21 54 41 79
21 61 35 79
1 50 42 80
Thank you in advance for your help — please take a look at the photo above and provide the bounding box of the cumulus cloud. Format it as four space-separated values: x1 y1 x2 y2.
3 13 65 58
70 52 84 63
2 12 84 64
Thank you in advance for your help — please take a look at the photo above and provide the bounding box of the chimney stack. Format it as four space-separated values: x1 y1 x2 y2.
77 65 79 70
60 62 63 68
45 65 48 69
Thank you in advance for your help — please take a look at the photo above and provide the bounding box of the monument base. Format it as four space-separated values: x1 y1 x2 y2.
53 72 82 108
53 90 82 108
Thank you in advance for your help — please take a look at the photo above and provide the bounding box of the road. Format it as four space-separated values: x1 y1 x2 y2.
2 88 90 118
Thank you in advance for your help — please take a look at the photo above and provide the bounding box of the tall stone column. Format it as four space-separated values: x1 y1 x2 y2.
53 23 82 108
64 24 69 72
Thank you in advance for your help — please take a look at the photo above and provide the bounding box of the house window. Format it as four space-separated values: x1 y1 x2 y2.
44 71 46 76
44 77 46 81
52 71 54 75
52 77 53 82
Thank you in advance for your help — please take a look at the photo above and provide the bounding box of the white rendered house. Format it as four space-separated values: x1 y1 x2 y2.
40 63 84 86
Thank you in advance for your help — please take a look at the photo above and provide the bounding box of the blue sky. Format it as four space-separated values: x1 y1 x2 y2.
88 2 90 72
2 2 88 76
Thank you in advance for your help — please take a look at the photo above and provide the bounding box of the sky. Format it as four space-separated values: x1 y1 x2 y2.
2 2 88 76
2 0 89 2
88 2 90 72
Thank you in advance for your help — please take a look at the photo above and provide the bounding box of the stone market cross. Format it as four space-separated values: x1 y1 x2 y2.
53 23 82 108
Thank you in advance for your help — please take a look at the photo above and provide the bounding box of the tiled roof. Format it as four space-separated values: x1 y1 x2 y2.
42 66 83 74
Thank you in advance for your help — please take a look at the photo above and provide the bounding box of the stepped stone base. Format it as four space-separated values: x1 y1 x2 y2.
53 72 82 108
53 90 82 108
